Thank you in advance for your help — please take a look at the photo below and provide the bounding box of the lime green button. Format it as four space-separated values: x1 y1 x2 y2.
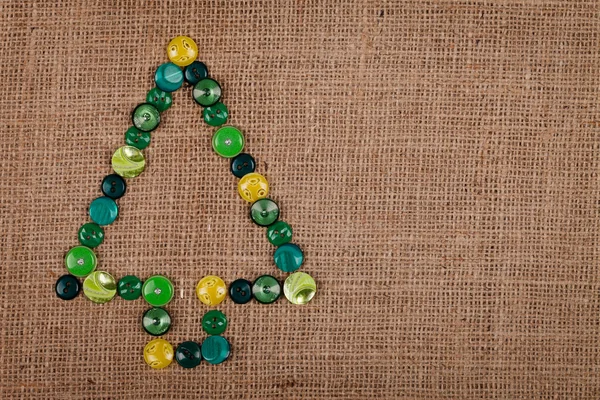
83 271 117 304
64 246 97 277
111 146 146 178
283 272 316 305
212 126 244 158
142 275 174 307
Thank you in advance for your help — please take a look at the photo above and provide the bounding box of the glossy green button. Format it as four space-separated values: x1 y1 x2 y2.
203 102 228 127
83 271 117 304
132 103 160 132
175 341 202 368
212 126 244 158
274 243 304 273
142 275 174 307
192 78 222 107
111 146 146 178
146 87 173 113
78 222 104 248
252 275 281 304
250 198 280 227
266 221 293 246
64 245 97 277
142 307 171 336
283 272 316 305
202 310 228 335
124 126 151 150
89 196 118 226
118 275 142 300
201 335 230 365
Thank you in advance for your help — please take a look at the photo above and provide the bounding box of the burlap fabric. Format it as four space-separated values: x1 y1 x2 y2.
0 0 598 398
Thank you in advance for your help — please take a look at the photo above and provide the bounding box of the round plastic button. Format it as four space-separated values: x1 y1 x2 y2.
89 196 118 226
55 274 80 300
196 275 227 306
132 103 160 132
202 310 228 335
229 279 252 304
238 172 269 203
230 153 256 178
124 126 151 150
250 199 280 227
155 62 184 92
146 87 172 113
144 338 174 369
77 222 104 248
184 61 208 85
175 341 202 369
266 221 293 246
167 36 198 67
274 243 304 273
64 245 97 277
142 307 171 336
118 275 142 300
111 146 146 178
201 336 230 365
101 174 127 199
142 275 174 307
212 126 244 158
252 275 281 304
284 272 316 305
83 271 117 304
193 78 222 107
203 102 229 127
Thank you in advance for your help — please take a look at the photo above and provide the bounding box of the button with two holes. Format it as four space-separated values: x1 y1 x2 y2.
229 279 252 304
202 310 228 335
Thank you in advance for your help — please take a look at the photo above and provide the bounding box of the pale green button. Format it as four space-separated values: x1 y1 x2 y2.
64 245 97 277
83 271 117 304
111 146 146 178
283 272 316 305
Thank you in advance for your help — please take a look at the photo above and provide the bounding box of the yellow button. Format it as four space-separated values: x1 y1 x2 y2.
196 275 227 306
143 338 173 369
238 172 269 203
167 36 198 67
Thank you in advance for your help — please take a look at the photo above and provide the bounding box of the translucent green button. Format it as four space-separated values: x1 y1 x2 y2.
124 126 151 150
142 307 171 336
266 221 292 246
274 243 304 273
65 245 97 277
146 87 173 113
89 196 118 226
142 275 174 307
203 102 228 126
201 336 230 365
202 310 228 335
212 126 244 158
192 78 221 107
252 275 281 304
118 275 142 300
83 271 117 304
112 146 146 178
283 272 316 305
77 222 104 248
250 199 280 227
132 103 160 132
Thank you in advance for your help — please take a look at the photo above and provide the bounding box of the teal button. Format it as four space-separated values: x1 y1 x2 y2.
89 196 118 226
154 62 183 92
273 243 304 273
201 336 230 365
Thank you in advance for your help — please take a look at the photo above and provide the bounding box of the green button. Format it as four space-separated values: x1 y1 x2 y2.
78 223 104 248
83 271 117 304
64 245 97 277
283 272 316 305
201 336 230 365
132 103 160 132
252 275 281 304
203 102 228 126
124 126 151 150
142 307 171 336
250 198 280 227
192 78 221 107
111 146 146 178
202 310 228 335
175 341 202 368
212 126 244 158
146 87 173 113
274 243 304 273
266 221 293 246
118 275 142 300
142 275 174 307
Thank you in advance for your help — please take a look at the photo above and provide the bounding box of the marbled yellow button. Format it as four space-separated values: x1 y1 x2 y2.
167 36 198 67
196 275 227 306
111 146 146 178
143 338 174 369
237 172 269 203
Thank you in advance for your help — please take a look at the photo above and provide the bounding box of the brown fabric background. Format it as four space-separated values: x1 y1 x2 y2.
0 0 598 398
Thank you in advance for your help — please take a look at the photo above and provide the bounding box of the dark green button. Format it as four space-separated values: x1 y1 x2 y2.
266 221 293 246
55 274 80 300
230 153 256 178
124 126 151 150
252 275 281 304
132 103 160 132
250 199 280 227
202 310 228 335
146 87 173 113
101 174 127 199
118 275 142 300
184 61 208 85
274 243 304 273
78 222 104 248
142 307 171 336
192 78 221 107
175 341 202 368
201 336 230 365
203 102 228 126
229 279 252 304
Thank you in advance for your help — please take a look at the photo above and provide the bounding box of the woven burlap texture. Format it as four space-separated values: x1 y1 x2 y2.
0 0 598 399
